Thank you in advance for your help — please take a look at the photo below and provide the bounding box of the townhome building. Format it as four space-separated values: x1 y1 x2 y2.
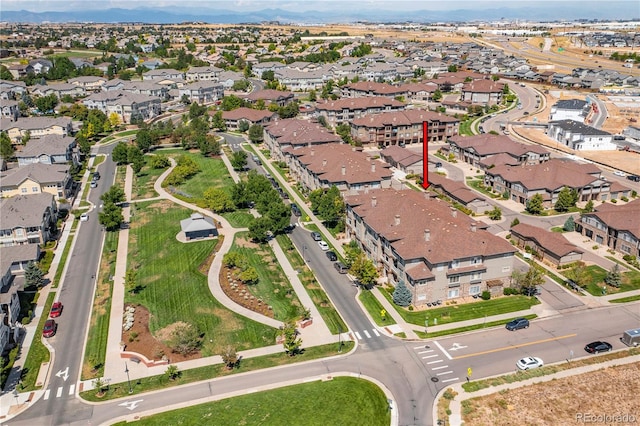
102 79 170 100
341 81 407 98
379 145 423 175
0 116 73 143
31 83 85 99
67 76 108 93
82 90 161 124
0 163 72 200
274 68 327 91
447 134 550 169
351 109 460 147
510 223 584 266
576 199 640 259
245 89 295 107
15 134 77 166
185 65 223 82
315 97 406 127
460 79 505 105
142 68 185 83
547 120 617 151
344 188 517 306
549 99 590 122
178 81 224 104
218 107 275 131
484 158 620 208
264 118 342 160
0 193 58 247
283 143 393 194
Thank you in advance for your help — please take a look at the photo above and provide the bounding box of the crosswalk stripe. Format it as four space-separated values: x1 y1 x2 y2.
418 350 434 354
422 354 438 359
436 371 453 376
427 360 444 365
441 377 460 383
44 389 50 400
363 330 371 338
56 387 63 398
68 384 75 395
432 365 449 370
372 329 380 336
355 331 362 340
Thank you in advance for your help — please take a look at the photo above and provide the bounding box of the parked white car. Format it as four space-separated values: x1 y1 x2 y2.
613 170 626 177
80 213 89 222
318 241 329 251
516 356 543 370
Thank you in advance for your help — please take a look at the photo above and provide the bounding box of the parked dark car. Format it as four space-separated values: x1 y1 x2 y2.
43 319 57 338
290 203 301 217
326 251 337 261
584 341 612 354
523 286 542 296
92 171 100 181
334 262 349 274
627 174 640 182
311 232 322 241
505 317 530 331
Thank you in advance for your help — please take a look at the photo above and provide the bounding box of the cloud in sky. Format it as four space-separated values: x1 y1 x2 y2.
2 0 632 12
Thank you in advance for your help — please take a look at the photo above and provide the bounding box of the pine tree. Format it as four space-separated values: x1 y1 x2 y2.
563 216 575 232
392 280 412 307
24 261 45 288
604 264 622 288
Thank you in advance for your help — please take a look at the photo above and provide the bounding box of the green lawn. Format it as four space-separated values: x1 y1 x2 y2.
221 210 255 228
126 201 276 356
130 157 166 200
169 152 236 200
82 231 119 380
20 292 54 391
359 290 396 327
466 179 500 199
113 376 388 426
379 287 540 327
230 232 302 321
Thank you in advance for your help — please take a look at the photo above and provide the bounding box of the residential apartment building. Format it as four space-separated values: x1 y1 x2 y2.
264 118 342 160
15 134 77 166
460 80 505 105
0 193 58 247
0 116 73 143
351 109 459 147
549 99 589 122
576 199 640 259
315 97 406 128
219 107 275 131
344 189 516 306
547 120 617 151
185 66 223 82
245 89 295 107
83 90 161 124
284 143 393 194
178 81 224 104
447 134 550 169
67 76 108 93
0 163 72 200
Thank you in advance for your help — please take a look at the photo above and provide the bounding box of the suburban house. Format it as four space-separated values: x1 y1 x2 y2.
547 120 617 151
264 118 342 160
0 163 72 200
350 109 460 147
379 145 423 175
67 76 108 93
103 80 169 100
447 134 550 169
314 96 406 128
142 68 185 83
460 80 505 105
484 158 615 208
245 89 295 107
185 66 223 82
0 193 58 247
549 99 590 122
427 173 492 214
31 83 86 99
344 188 517 306
576 199 640 259
0 80 27 100
0 116 73 143
0 99 19 121
15 134 78 166
177 81 224 104
82 90 162 124
218 107 275 131
283 143 393 194
510 223 584 266
180 213 218 240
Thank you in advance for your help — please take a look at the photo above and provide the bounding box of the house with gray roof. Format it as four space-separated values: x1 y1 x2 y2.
0 193 58 247
1 163 72 200
547 120 617 151
0 116 73 143
178 81 224 104
549 99 590 122
16 134 77 166
83 90 161 124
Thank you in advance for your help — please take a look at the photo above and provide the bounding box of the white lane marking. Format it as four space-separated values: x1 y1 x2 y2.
363 330 371 338
434 341 453 360
44 389 51 400
437 371 454 376
68 384 75 395
355 331 362 340
417 350 434 354
56 387 63 398
427 360 444 365
431 366 449 370
442 377 460 383
422 355 439 359
372 329 380 337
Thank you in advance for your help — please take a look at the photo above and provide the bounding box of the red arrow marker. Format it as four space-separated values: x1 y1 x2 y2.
422 121 430 190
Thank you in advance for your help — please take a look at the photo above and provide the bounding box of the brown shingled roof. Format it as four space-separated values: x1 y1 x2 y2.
316 96 405 112
511 223 584 257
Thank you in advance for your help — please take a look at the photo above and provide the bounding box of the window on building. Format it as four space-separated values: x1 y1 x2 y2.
32 187 39 192
447 288 460 299
449 275 460 284
469 285 480 295
471 272 482 282
21 188 28 193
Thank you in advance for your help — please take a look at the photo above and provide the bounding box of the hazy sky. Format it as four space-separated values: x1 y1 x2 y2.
3 0 638 12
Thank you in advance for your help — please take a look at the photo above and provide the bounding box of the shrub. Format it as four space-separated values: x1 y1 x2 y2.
481 290 491 300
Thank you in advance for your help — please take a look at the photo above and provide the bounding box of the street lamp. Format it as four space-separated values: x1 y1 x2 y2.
124 362 133 394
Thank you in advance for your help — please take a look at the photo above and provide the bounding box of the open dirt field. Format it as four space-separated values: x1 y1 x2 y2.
463 362 640 426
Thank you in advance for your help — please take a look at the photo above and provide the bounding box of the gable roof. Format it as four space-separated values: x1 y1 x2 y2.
17 135 75 158
511 223 584 257
0 193 55 229
0 163 70 187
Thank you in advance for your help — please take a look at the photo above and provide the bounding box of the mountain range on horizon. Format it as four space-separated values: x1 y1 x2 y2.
1 4 638 25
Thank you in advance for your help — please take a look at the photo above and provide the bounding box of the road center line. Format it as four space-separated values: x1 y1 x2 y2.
452 333 577 360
